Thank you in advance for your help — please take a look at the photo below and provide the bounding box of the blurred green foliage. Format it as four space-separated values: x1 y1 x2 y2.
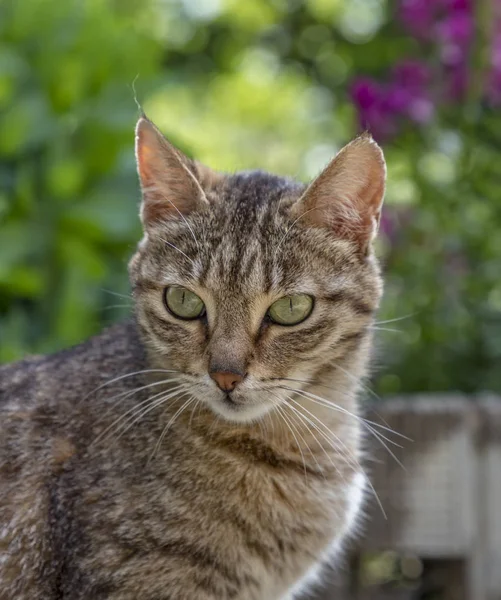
1 0 500 394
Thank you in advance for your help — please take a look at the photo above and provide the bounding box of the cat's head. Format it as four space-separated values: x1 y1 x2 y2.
129 116 386 423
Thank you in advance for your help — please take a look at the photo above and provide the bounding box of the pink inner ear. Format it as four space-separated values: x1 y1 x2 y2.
135 117 208 226
136 138 160 185
296 135 386 249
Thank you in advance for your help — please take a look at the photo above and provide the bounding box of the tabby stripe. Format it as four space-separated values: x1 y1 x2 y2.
155 541 247 588
282 321 334 351
224 507 290 565
339 330 366 344
143 308 180 335
326 291 373 315
133 279 161 294
212 432 324 478
241 249 258 279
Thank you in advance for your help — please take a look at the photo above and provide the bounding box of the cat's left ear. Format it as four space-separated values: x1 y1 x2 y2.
293 133 386 254
135 116 212 228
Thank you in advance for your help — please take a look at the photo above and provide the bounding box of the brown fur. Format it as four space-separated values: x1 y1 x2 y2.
0 117 386 599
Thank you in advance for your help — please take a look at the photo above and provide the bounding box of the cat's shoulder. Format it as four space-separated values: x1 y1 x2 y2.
0 320 144 407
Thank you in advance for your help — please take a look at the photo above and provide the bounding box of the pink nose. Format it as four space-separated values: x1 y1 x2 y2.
210 371 244 392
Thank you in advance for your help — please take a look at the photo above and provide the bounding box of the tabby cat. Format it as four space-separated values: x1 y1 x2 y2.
0 116 386 599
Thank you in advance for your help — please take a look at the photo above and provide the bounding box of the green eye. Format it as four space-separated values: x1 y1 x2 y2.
164 287 205 320
267 295 314 326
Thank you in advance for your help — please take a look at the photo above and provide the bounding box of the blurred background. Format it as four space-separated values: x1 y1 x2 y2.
1 0 501 598
1 0 500 395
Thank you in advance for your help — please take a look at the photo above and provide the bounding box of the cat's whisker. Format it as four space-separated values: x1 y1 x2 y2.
188 397 203 429
276 392 357 498
281 404 352 506
275 378 410 441
282 386 405 470
85 369 181 401
160 237 196 267
330 361 384 404
286 373 403 440
272 400 317 468
281 394 361 478
102 304 134 311
111 388 192 445
282 396 387 521
321 367 400 444
206 412 221 439
275 400 328 481
148 393 197 462
273 404 287 439
273 206 318 259
101 377 184 413
158 192 201 251
95 386 186 445
94 384 187 445
259 412 269 439
272 403 308 482
101 289 133 300
195 396 205 422
374 313 416 325
280 394 386 519
369 326 402 334
265 410 276 441
287 385 407 447
282 384 400 450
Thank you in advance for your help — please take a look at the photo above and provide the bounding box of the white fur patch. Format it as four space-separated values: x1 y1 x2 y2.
284 471 366 599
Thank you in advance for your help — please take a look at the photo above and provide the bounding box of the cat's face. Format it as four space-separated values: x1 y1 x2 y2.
129 117 385 423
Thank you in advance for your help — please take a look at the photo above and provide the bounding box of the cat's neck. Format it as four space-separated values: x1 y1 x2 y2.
154 369 363 476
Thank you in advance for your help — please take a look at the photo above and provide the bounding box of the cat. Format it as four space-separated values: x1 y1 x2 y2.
0 115 386 600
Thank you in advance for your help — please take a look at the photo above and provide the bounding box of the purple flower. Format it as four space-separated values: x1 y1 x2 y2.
445 63 468 100
437 13 473 45
486 30 501 105
350 67 434 142
437 12 473 69
446 0 471 11
349 0 483 138
392 60 432 89
407 97 434 122
399 0 437 39
384 84 434 124
350 78 381 110
384 85 414 113
350 79 397 142
387 61 434 122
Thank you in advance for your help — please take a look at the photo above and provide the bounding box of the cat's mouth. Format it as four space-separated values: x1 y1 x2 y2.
206 389 274 422
185 375 278 423
174 372 288 423
220 393 241 408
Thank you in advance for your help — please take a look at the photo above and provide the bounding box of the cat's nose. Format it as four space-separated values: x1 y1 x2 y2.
210 371 245 392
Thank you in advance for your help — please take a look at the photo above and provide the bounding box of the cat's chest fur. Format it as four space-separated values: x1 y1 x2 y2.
73 398 363 600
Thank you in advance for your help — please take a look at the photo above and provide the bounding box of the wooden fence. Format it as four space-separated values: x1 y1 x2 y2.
308 395 501 600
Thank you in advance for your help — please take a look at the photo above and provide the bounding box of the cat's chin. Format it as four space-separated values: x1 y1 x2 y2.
205 395 273 424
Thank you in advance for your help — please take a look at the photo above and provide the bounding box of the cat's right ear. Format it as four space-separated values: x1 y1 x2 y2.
292 133 386 254
135 116 209 228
